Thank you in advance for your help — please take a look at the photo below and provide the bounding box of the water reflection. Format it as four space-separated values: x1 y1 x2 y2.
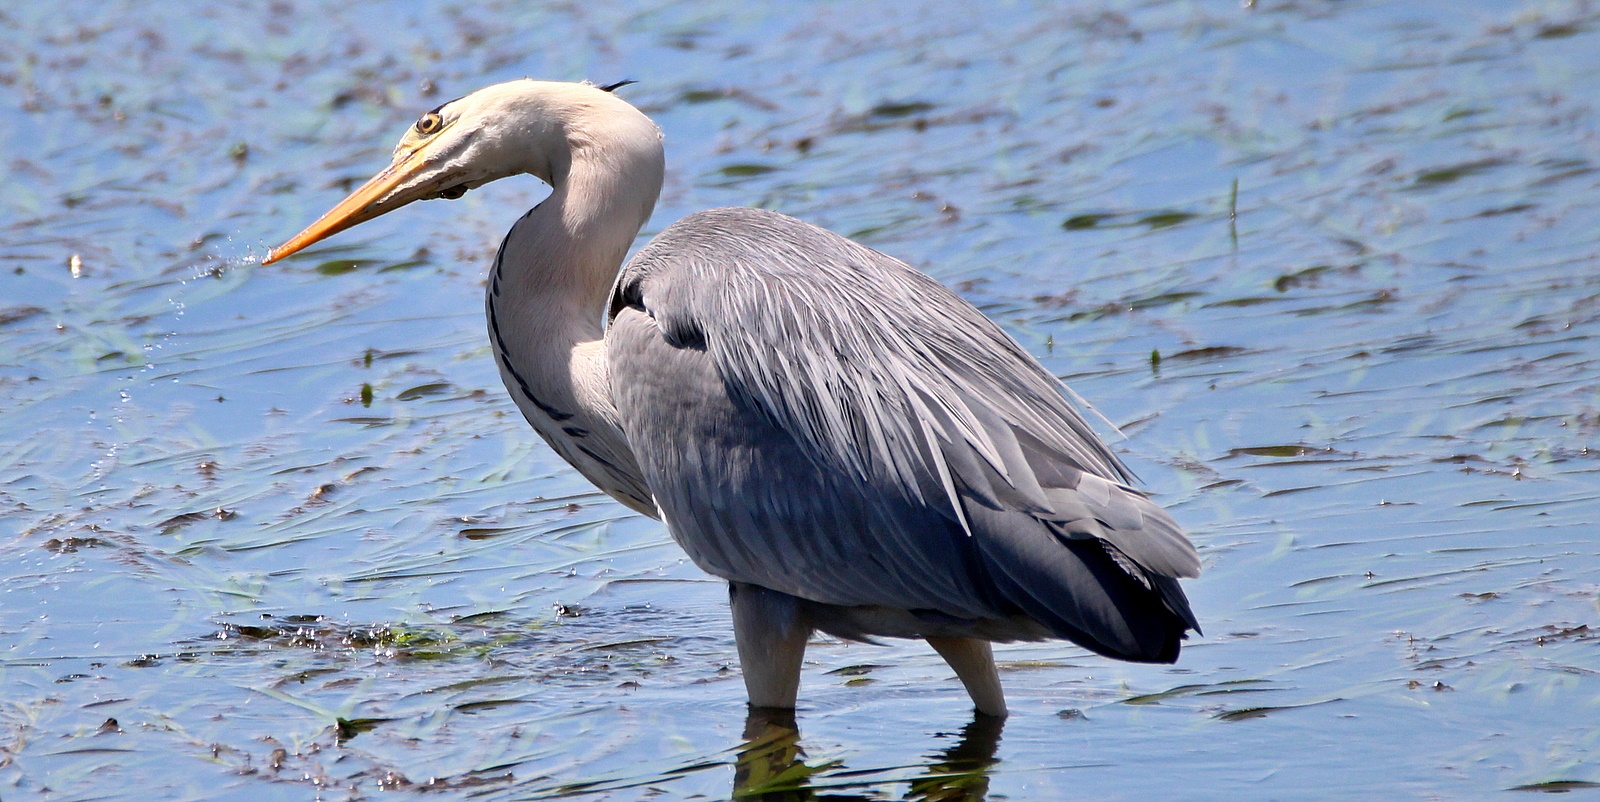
6 0 1599 797
734 709 1004 801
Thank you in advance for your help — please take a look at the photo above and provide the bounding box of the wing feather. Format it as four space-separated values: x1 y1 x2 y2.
606 207 1199 651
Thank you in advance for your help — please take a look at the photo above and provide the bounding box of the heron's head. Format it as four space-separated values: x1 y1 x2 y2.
263 79 658 264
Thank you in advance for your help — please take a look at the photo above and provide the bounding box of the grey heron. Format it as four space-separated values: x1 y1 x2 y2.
264 79 1200 718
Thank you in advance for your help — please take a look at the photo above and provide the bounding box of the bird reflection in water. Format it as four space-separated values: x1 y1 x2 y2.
734 709 1004 801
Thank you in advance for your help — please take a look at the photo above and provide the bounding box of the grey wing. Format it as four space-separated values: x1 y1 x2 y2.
607 207 1199 660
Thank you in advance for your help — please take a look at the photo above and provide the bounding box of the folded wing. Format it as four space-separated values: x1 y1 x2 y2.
607 207 1199 661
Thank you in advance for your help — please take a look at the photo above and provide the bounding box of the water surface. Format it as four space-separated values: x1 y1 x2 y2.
3 1 1598 798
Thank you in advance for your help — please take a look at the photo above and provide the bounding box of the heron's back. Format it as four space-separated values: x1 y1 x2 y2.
606 207 1198 662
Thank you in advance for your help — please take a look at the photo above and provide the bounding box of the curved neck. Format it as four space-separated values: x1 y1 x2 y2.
485 122 664 449
480 130 663 517
494 134 663 344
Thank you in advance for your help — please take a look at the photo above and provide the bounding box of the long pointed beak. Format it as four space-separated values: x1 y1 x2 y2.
263 147 433 265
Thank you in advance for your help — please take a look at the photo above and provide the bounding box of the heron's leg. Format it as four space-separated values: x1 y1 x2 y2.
926 637 1008 717
730 582 812 710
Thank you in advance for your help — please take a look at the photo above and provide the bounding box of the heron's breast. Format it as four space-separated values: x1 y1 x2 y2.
491 349 656 517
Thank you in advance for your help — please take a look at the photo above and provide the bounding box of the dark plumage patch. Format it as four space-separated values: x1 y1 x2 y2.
487 237 574 423
597 79 637 93
428 95 465 115
608 275 645 319
659 316 707 351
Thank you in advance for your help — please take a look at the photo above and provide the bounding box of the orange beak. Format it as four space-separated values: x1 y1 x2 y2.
263 146 436 265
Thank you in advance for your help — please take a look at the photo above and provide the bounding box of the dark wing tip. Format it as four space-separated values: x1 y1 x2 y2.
597 79 638 93
972 506 1196 664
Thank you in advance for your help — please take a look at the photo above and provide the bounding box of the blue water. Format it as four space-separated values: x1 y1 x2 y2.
2 1 1598 798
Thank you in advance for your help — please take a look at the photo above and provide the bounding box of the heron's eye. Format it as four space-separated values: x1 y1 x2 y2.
414 112 443 136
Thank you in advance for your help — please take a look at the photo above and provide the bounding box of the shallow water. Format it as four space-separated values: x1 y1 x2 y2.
3 0 1598 798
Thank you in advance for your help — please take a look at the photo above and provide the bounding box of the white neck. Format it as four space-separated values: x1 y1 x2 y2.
484 109 663 474
481 120 663 516
492 115 663 347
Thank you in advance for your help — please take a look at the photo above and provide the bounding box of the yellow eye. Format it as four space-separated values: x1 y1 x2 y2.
414 112 443 136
